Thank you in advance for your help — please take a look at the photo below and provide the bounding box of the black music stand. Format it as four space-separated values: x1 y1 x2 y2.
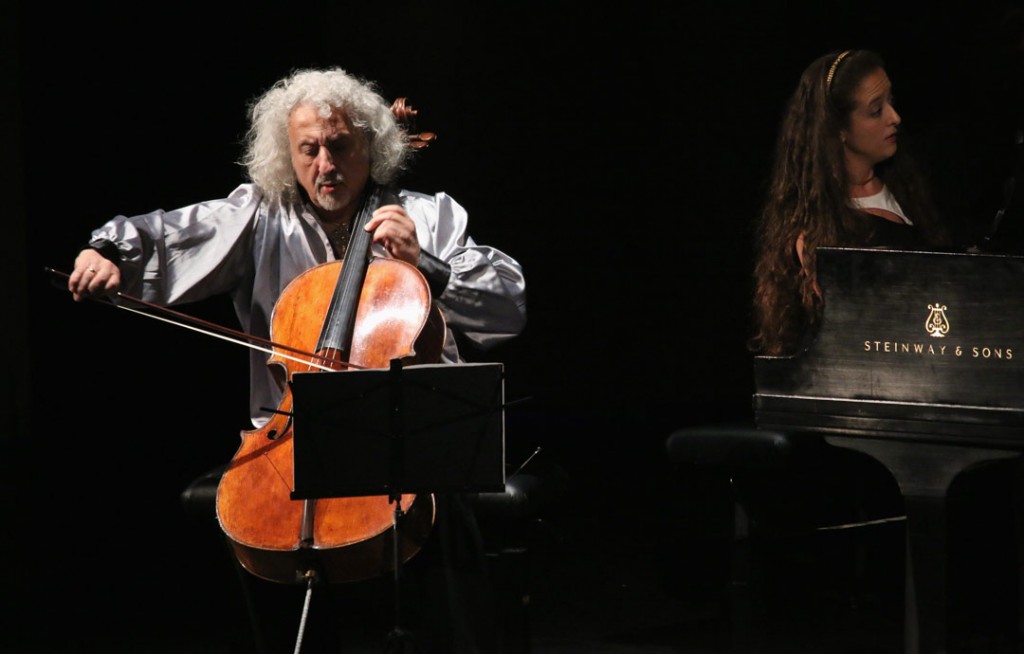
289 360 506 652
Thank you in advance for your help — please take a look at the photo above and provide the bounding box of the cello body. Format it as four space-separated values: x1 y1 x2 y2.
216 257 446 584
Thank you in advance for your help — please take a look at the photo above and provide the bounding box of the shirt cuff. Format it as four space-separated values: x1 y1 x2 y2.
417 251 451 299
87 238 121 264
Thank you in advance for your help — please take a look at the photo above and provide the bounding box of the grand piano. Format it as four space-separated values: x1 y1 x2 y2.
754 246 1024 654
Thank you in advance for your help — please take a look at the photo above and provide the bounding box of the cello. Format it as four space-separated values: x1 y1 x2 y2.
215 100 445 585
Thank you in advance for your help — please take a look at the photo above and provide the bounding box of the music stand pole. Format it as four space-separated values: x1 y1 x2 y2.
385 499 413 652
385 359 414 653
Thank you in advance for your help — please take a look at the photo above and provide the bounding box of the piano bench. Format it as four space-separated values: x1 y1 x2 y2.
665 422 903 651
179 460 567 654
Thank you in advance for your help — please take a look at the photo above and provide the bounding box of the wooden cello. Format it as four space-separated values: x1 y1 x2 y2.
215 100 445 585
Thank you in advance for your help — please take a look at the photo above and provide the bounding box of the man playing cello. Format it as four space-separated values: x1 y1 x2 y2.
67 66 526 654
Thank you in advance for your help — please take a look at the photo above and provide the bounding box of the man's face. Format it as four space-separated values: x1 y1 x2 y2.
288 103 371 222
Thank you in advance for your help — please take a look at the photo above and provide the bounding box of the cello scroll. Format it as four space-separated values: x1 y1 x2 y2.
390 97 437 150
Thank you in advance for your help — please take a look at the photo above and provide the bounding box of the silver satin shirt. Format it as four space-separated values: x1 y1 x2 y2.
89 183 527 426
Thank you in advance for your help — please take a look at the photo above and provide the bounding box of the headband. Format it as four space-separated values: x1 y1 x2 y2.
825 50 852 91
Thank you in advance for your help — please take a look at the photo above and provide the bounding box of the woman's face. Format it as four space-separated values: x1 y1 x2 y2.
841 67 901 172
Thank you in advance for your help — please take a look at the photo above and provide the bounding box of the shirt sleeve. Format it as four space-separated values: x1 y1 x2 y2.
401 190 527 354
87 184 261 306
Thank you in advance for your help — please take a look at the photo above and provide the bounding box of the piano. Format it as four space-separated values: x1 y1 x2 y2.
754 246 1024 654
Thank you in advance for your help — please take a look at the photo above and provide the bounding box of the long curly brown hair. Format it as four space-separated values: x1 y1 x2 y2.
750 49 950 356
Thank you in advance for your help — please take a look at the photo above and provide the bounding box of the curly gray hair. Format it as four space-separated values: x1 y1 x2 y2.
241 67 410 203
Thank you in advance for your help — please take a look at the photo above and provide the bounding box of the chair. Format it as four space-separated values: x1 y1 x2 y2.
664 420 905 652
466 458 567 654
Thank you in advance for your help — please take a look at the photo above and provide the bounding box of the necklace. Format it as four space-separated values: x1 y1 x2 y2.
321 219 353 258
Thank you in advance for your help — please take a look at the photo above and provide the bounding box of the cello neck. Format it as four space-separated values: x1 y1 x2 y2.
315 183 387 357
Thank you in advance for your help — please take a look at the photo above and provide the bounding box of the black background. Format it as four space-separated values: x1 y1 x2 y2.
6 1 1024 651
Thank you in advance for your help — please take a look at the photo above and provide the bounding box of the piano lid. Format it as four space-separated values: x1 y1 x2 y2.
754 247 1024 444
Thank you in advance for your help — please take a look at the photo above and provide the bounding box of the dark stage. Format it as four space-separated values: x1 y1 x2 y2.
6 2 1024 653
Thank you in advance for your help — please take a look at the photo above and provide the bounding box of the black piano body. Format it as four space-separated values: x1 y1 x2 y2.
754 246 1024 654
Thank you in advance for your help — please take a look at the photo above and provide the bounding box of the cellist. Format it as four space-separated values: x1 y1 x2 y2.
66 67 526 654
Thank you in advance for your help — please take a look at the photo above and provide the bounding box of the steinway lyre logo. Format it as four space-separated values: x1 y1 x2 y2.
925 303 950 338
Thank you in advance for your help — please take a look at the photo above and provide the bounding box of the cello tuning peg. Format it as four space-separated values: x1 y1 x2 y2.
408 132 437 149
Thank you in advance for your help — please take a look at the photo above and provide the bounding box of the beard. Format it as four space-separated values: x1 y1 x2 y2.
314 173 350 212
316 188 345 212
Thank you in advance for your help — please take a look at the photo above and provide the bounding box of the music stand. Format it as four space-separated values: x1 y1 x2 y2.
289 359 506 652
